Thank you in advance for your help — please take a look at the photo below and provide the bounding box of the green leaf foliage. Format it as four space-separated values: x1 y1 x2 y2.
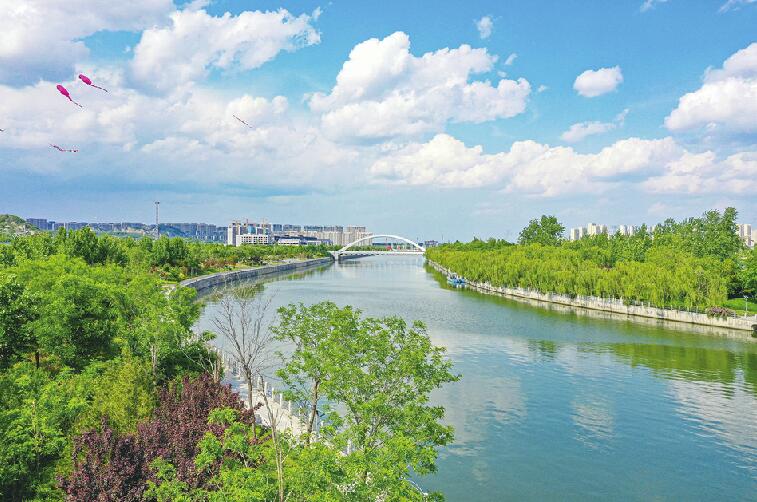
430 208 750 310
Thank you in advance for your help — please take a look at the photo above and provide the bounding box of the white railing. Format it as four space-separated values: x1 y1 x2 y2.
208 346 316 436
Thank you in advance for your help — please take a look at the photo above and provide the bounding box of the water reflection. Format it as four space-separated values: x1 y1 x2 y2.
669 377 757 474
196 256 757 500
607 342 757 396
572 396 615 449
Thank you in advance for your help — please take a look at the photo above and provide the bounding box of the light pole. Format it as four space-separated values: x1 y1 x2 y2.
155 201 160 238
746 295 750 317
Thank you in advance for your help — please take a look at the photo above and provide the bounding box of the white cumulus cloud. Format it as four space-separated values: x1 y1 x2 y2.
368 131 756 197
309 32 531 141
0 0 174 84
665 42 757 134
561 121 617 143
475 16 494 39
643 151 757 194
573 66 623 97
0 77 357 188
560 109 628 143
131 8 320 91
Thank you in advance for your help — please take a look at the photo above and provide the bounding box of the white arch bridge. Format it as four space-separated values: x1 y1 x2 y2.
330 234 426 261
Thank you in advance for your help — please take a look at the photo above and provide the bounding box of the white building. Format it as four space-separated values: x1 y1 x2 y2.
569 227 587 241
235 233 271 246
737 223 753 248
227 220 244 246
570 223 637 241
587 223 608 237
617 225 637 236
227 219 371 247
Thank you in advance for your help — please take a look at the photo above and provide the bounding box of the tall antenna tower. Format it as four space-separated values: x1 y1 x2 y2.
155 201 160 238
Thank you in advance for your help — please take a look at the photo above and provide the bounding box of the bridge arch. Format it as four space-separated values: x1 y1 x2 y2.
338 234 426 253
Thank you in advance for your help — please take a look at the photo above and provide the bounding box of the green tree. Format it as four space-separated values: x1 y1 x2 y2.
0 364 96 500
273 302 361 442
0 275 38 368
741 247 757 297
271 303 458 499
78 355 156 433
517 215 565 246
326 315 458 498
36 275 124 368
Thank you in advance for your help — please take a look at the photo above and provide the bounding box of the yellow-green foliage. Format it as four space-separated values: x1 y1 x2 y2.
78 355 156 433
428 243 729 309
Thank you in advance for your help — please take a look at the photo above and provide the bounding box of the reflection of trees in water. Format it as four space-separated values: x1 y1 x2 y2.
606 343 757 396
528 340 558 359
195 264 331 303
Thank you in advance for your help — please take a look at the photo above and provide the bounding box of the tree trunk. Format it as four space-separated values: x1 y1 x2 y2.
244 370 257 440
306 379 320 445
212 353 221 383
150 343 158 386
34 351 40 369
262 392 285 502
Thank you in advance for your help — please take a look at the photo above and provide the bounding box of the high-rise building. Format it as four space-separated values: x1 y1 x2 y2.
737 223 753 247
587 223 607 236
569 226 590 241
617 225 637 236
228 219 371 246
26 218 48 230
570 223 635 241
227 220 243 246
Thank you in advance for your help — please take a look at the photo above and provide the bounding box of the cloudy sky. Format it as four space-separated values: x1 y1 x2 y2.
0 0 755 240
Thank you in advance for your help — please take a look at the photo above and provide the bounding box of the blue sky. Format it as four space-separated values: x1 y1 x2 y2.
0 0 755 240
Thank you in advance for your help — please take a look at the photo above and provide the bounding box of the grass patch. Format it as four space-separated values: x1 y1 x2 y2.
723 297 757 316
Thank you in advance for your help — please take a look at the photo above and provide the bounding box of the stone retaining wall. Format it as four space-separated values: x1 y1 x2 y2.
180 257 334 293
429 260 757 334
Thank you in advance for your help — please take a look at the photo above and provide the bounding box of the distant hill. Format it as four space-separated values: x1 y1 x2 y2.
0 214 38 240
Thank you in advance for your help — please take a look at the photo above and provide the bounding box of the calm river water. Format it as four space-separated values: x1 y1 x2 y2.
197 256 757 501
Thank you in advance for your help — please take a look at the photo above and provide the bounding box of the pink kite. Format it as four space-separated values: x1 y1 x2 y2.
56 84 82 107
50 144 78 153
233 115 254 129
79 74 108 92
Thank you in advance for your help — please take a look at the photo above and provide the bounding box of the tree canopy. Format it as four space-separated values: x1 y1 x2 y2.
517 215 565 246
430 208 752 311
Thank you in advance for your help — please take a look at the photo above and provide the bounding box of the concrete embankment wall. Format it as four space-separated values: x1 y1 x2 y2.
428 260 757 334
180 257 333 293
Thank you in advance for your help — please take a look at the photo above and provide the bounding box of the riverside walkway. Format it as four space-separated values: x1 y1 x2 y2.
212 347 312 436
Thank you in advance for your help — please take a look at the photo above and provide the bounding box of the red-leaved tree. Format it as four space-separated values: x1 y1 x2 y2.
138 373 256 487
61 373 257 500
60 419 149 502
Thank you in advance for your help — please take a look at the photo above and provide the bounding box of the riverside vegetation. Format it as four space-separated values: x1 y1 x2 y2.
427 209 757 315
0 228 458 501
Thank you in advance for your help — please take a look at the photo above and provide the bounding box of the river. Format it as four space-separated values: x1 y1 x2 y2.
196 256 757 501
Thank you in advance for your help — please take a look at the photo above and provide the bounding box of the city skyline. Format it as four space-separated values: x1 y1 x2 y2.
22 212 757 249
0 1 755 241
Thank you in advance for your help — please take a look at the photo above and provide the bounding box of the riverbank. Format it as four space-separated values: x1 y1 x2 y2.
428 259 757 335
180 257 334 292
